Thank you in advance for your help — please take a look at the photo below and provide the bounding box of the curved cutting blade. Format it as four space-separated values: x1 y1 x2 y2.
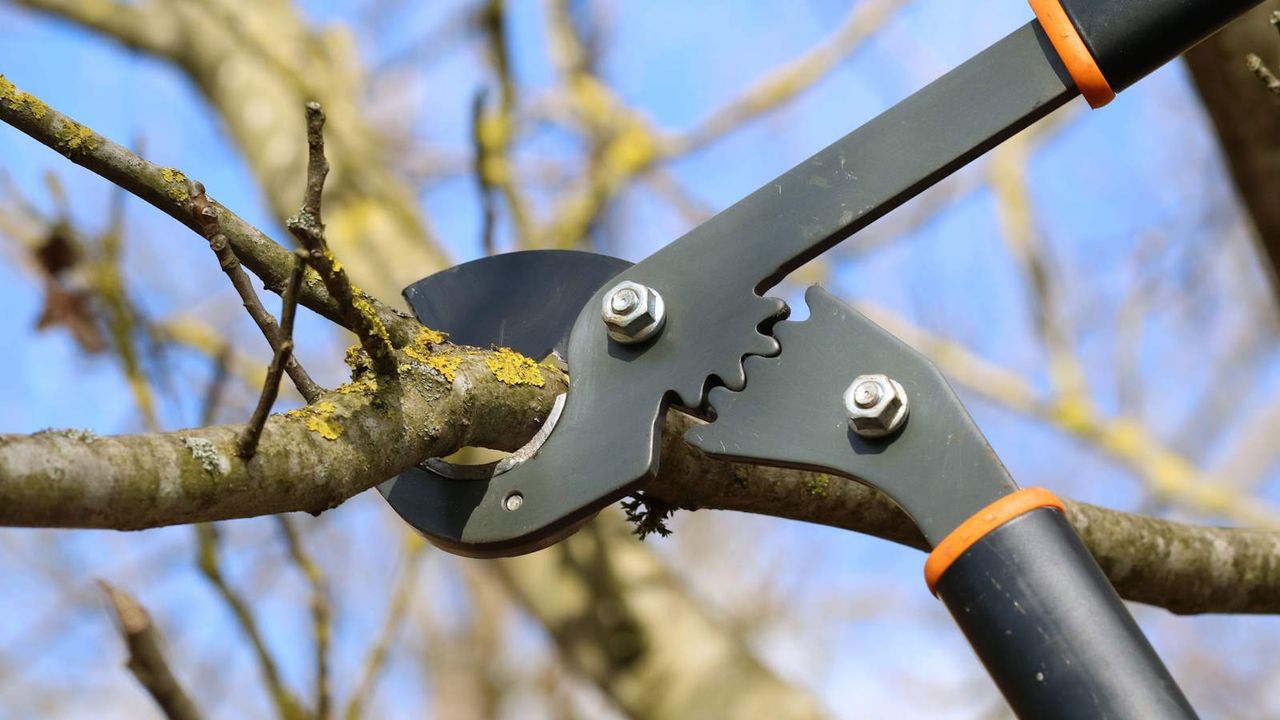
381 250 632 556
401 250 632 359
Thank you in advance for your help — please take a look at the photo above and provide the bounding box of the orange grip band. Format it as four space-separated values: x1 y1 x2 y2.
1028 0 1115 108
924 487 1065 594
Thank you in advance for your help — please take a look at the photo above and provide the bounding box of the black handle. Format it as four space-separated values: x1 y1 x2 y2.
934 507 1197 719
1056 0 1262 92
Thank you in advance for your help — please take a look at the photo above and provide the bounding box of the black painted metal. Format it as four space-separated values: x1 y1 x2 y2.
1059 0 1262 92
385 21 1076 556
935 507 1197 719
400 250 632 360
686 286 1018 545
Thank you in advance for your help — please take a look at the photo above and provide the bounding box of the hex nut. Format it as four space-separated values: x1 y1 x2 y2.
844 374 909 438
601 280 666 344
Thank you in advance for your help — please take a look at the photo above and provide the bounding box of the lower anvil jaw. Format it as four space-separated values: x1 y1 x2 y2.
684 285 1018 547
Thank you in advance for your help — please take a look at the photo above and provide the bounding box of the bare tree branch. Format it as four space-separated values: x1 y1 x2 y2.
14 0 453 292
195 524 307 720
99 580 204 720
287 102 399 378
189 181 324 412
240 251 310 458
343 537 425 720
0 74 422 348
277 517 332 720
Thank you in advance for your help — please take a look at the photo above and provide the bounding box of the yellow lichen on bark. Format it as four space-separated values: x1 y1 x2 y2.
287 401 344 440
415 327 448 345
421 353 463 382
0 75 49 119
335 375 378 396
159 168 189 202
402 326 457 380
55 120 97 154
486 347 545 387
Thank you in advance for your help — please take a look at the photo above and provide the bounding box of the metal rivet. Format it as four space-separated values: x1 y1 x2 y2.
503 492 524 511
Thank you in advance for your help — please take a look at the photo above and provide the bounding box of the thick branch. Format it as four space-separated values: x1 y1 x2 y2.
1185 6 1280 294
0 341 559 528
0 339 1274 614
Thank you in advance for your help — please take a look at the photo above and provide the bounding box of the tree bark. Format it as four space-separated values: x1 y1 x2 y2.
1185 4 1280 291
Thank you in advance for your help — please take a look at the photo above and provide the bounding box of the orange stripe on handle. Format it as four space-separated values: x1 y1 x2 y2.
924 487 1065 594
1028 0 1115 108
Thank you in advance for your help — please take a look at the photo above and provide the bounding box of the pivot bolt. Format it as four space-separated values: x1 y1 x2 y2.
601 280 666 344
844 374 909 438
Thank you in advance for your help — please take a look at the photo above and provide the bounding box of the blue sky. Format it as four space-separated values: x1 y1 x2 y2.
1 0 1279 717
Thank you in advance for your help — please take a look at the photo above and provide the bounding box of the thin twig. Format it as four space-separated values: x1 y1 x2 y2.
0 74 422 347
189 181 324 403
471 89 498 256
199 343 232 427
99 580 205 720
277 517 332 720
285 102 398 377
477 0 533 244
238 251 308 458
195 524 306 720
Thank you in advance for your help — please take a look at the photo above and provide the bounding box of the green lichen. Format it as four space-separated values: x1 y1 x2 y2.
486 347 545 387
0 75 49 119
55 120 97 155
159 168 189 202
181 436 225 475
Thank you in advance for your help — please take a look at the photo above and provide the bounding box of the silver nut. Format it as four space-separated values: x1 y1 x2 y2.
844 374 909 438
601 280 666 344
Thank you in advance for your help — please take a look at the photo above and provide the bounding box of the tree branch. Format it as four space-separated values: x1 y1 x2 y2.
277 517 332 720
189 181 323 411
286 102 398 378
195 524 306 720
99 580 204 720
239 250 310 458
0 336 1271 614
0 74 421 348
